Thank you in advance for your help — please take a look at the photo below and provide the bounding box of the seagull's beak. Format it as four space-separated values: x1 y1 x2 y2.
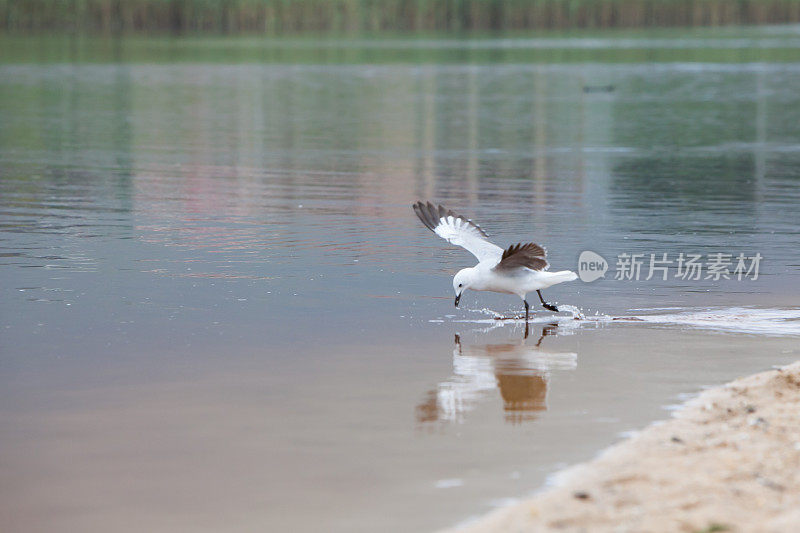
454 293 461 307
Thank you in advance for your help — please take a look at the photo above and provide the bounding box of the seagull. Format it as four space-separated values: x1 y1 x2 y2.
413 201 577 321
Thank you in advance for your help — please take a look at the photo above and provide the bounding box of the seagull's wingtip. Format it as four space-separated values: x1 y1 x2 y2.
412 201 439 232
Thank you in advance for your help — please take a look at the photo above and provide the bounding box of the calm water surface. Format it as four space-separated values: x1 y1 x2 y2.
1 28 800 532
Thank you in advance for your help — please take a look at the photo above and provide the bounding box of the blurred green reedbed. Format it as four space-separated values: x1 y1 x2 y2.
4 0 800 33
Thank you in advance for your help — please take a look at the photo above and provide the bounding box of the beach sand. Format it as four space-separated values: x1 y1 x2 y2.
448 361 800 533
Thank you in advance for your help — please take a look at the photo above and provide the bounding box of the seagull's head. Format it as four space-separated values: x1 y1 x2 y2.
452 268 476 308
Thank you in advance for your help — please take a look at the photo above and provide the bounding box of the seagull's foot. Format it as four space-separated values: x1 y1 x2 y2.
543 303 560 313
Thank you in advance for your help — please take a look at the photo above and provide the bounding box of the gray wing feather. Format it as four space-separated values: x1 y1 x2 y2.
493 242 549 272
413 201 488 237
412 201 501 262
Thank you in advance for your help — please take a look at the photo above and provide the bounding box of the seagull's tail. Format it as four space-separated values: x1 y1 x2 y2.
544 270 578 287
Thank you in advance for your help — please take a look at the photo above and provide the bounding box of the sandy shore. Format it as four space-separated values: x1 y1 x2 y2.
448 361 800 533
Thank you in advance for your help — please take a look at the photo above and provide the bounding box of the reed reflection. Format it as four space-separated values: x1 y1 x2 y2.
416 324 577 425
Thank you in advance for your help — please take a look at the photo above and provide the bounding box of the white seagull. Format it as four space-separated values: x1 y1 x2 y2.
413 201 577 321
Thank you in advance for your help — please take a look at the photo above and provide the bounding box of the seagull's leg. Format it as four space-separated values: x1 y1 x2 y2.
537 290 559 313
524 299 530 322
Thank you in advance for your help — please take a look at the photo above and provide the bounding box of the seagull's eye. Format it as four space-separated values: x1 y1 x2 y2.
458 284 463 288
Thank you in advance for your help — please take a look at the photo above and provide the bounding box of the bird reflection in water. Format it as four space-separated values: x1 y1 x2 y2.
416 324 577 425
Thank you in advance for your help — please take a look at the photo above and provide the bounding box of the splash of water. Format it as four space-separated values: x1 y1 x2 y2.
633 307 800 337
471 307 505 319
556 304 585 320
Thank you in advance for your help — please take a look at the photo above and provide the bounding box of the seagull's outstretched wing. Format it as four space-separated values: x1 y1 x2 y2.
493 242 549 272
413 201 503 262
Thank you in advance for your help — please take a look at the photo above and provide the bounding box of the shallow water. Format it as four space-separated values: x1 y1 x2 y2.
1 28 800 532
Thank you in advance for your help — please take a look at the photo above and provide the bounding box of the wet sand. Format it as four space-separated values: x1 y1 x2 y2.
450 361 800 533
